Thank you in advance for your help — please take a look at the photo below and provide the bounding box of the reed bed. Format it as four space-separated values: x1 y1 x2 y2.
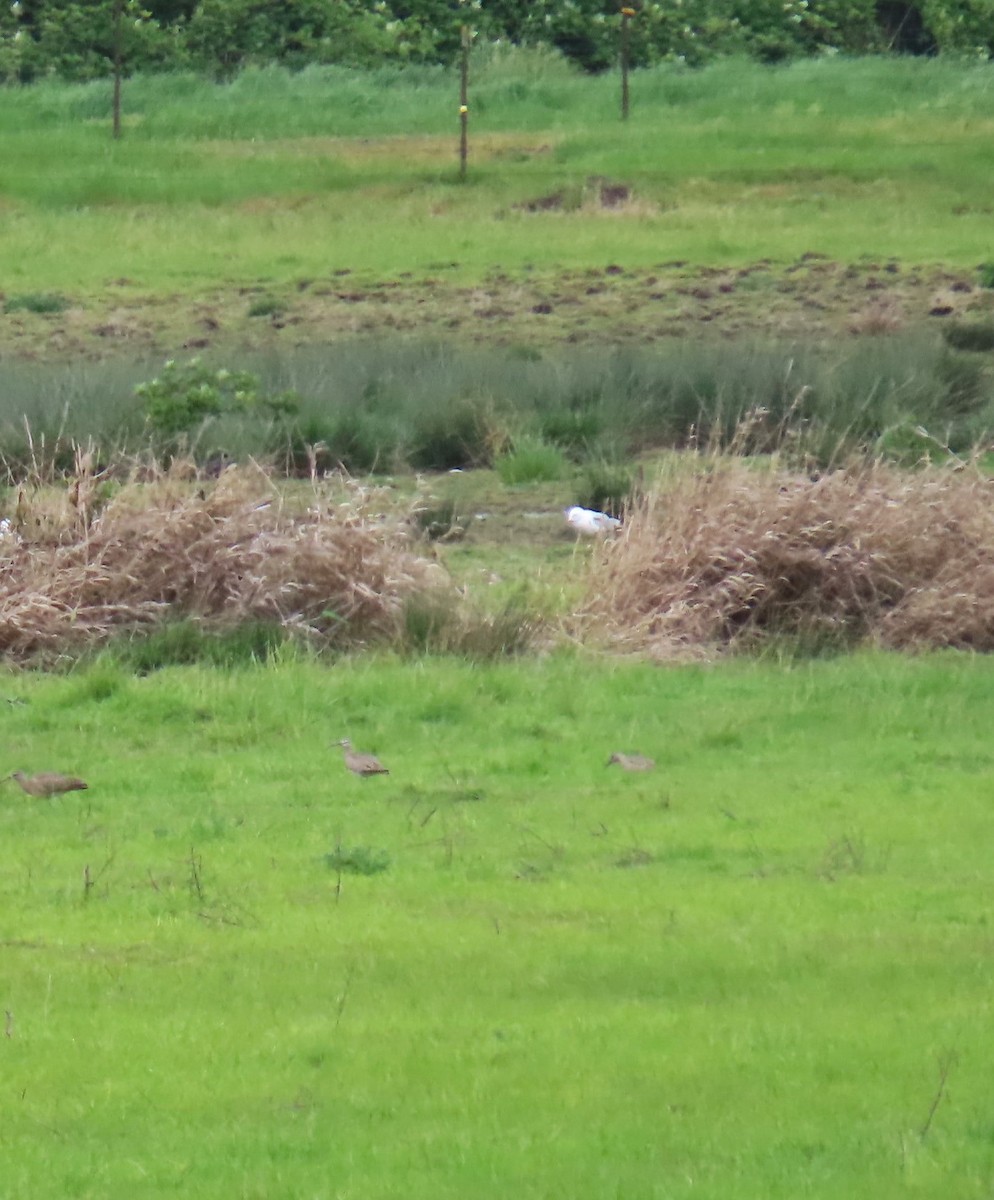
580 454 994 655
0 455 443 660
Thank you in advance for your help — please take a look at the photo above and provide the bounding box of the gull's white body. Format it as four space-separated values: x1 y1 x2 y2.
565 506 621 536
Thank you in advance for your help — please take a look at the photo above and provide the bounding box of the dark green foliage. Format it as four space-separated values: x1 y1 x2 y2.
496 438 569 484
413 497 462 540
942 322 994 353
3 292 70 314
978 263 994 290
539 406 604 459
185 0 393 78
408 401 494 471
0 0 984 83
323 844 390 876
136 358 300 439
5 0 183 83
106 619 289 672
577 460 636 519
321 409 400 474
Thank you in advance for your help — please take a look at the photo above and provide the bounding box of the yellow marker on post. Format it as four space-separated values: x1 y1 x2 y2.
459 24 470 179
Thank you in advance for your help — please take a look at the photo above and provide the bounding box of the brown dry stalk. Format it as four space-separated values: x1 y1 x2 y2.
0 459 444 659
578 457 994 655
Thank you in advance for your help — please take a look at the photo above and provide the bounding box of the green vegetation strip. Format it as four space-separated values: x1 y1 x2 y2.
3 653 994 1197
2 57 994 298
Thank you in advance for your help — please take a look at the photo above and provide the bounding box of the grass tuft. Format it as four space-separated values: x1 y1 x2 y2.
496 437 569 485
2 292 71 315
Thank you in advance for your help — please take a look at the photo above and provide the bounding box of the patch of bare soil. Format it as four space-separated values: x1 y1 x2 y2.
2 257 992 363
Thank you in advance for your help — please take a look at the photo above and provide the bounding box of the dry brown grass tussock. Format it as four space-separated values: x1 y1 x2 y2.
0 455 444 660
578 456 994 655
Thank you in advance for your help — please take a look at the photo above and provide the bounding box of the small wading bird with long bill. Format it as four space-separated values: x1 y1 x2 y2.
5 771 89 797
607 752 655 772
336 739 389 778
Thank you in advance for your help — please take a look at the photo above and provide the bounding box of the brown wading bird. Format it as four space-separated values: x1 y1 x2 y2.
6 771 89 797
337 739 389 778
607 753 655 773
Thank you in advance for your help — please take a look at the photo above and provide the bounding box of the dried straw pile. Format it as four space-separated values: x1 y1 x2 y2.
0 459 443 660
580 459 994 655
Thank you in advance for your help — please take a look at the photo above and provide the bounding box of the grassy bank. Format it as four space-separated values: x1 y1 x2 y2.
3 652 994 1197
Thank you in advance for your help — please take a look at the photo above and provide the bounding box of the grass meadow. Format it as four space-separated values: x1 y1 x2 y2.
2 55 994 291
4 51 994 1198
4 651 994 1198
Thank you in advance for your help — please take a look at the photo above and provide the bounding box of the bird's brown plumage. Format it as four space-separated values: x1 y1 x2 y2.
7 771 89 797
606 752 655 773
337 739 389 777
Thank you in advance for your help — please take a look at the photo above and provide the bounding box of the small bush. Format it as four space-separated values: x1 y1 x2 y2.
538 407 603 457
576 459 636 518
136 358 301 450
324 409 400 474
942 322 994 353
496 438 569 484
3 293 71 315
402 591 457 654
408 401 500 471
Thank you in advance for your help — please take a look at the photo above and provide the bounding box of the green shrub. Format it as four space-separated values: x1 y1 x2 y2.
408 401 498 471
538 406 603 458
400 589 537 660
496 438 569 485
576 460 636 519
943 322 994 353
324 409 400 474
136 358 300 441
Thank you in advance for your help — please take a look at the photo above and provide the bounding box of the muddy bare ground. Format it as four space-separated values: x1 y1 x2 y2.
2 256 993 363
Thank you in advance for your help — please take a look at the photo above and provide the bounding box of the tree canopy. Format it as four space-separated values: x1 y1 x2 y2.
1 0 991 84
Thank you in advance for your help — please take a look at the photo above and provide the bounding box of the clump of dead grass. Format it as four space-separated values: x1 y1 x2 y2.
0 454 445 661
578 452 994 656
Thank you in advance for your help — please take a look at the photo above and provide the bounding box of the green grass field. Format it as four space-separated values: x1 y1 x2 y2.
5 52 994 1198
2 55 994 300
4 652 994 1198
